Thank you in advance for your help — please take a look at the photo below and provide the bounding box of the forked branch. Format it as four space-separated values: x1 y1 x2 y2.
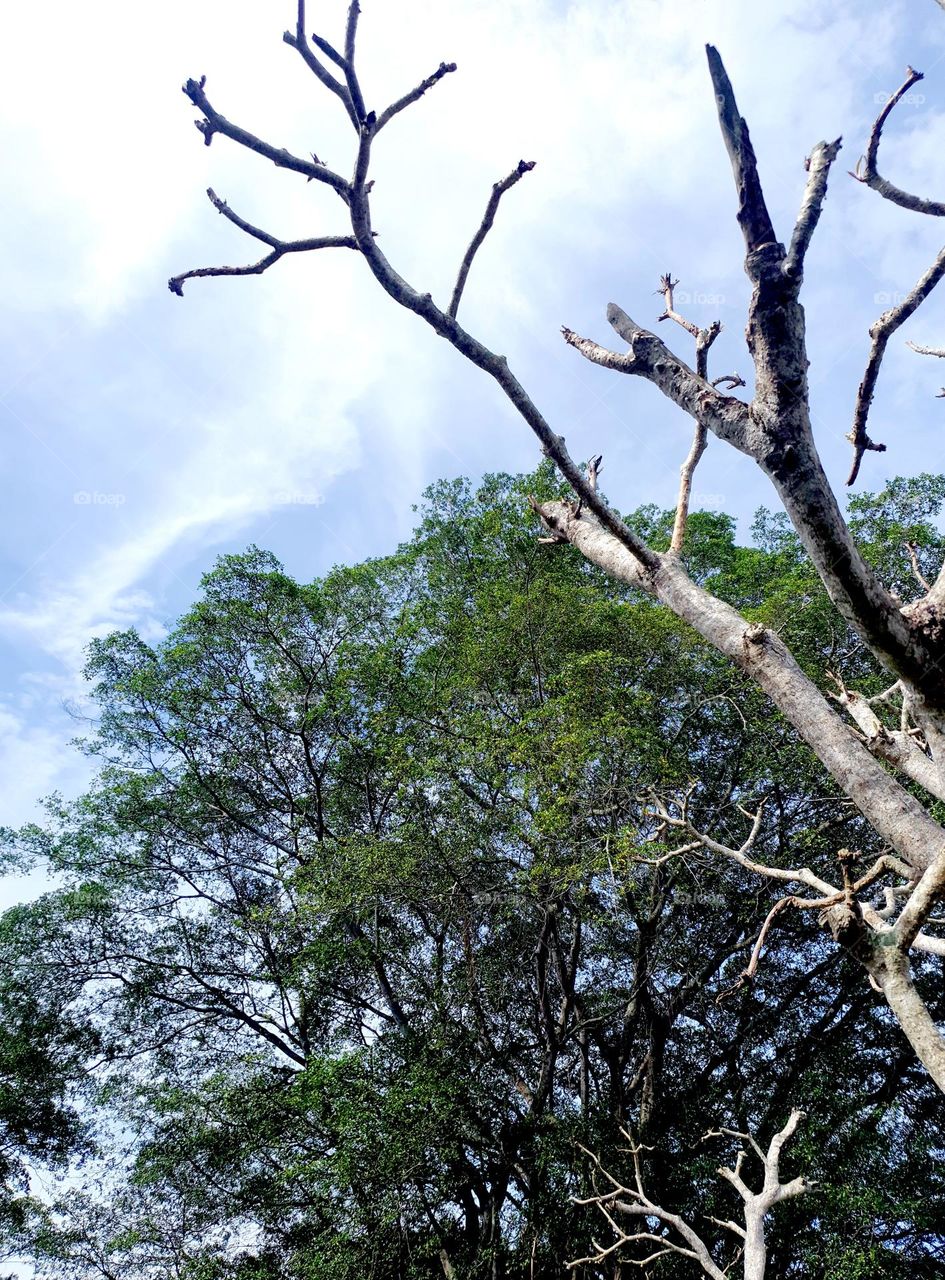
657 273 724 551
570 1111 814 1280
283 0 359 129
168 189 357 295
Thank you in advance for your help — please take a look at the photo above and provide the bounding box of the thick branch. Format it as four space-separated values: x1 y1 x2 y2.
869 950 945 1091
537 504 945 879
448 161 536 319
832 683 945 803
563 309 749 450
706 44 779 253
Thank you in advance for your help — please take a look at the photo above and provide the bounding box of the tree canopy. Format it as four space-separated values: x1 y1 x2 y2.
4 468 945 1278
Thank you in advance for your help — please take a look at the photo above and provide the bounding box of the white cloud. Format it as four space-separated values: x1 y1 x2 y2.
0 0 943 868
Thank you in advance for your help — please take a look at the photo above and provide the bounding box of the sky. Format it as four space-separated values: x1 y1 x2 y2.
1 0 945 896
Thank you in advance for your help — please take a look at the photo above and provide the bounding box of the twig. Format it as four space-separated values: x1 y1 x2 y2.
711 372 746 390
376 62 457 132
657 271 723 554
717 896 794 1001
907 340 945 357
448 161 536 319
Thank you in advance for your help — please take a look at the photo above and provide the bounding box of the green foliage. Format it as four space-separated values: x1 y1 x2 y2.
2 468 944 1278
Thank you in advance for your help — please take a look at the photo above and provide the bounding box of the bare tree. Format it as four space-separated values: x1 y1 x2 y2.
171 4 945 1089
571 1110 814 1279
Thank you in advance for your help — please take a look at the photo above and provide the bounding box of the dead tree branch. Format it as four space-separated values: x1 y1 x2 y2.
376 61 457 132
847 245 945 485
852 66 945 216
571 1111 814 1279
657 273 724 551
283 0 359 129
448 161 536 319
169 189 357 295
170 6 945 1095
181 76 350 199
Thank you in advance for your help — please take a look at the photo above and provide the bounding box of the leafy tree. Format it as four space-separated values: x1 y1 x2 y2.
5 470 944 1278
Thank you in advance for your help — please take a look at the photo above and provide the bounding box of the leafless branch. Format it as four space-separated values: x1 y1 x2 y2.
342 1 367 123
168 189 358 295
905 541 932 592
785 137 843 278
180 77 350 198
282 0 359 130
718 896 794 1000
571 1112 813 1278
907 340 945 357
706 44 779 253
655 273 724 551
712 372 746 390
448 161 536 319
376 61 457 132
852 66 945 216
847 244 945 484
562 310 749 451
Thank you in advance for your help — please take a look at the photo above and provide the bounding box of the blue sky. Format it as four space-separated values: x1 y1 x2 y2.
1 0 945 882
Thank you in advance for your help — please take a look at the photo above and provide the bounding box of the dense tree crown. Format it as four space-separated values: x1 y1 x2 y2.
3 470 945 1278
